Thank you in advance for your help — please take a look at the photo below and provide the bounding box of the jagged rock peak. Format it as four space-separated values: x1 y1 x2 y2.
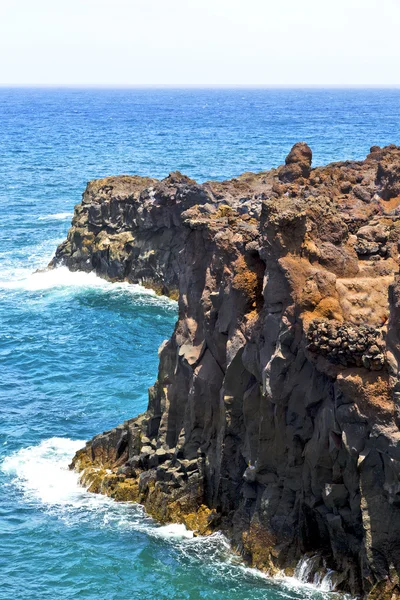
285 141 313 166
279 141 312 182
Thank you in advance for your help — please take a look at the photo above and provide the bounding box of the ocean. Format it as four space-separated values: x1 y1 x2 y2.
0 87 399 599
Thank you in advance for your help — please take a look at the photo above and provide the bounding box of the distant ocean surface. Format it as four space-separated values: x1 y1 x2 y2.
0 88 399 600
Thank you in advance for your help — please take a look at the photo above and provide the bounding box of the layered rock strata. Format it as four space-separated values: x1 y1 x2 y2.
51 144 400 598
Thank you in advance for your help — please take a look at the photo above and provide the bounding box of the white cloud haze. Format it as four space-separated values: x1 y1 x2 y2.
0 0 399 85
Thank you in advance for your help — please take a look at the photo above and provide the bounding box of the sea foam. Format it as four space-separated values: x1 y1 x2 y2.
38 212 74 221
1 439 339 596
0 265 173 301
1 437 88 505
1 437 192 539
1 437 86 505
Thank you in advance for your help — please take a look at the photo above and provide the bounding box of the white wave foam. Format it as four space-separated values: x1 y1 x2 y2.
1 439 338 595
1 267 99 291
1 437 87 505
1 438 191 537
0 266 170 300
1 266 120 292
38 212 73 221
0 238 63 286
231 556 341 597
150 523 194 540
279 571 340 598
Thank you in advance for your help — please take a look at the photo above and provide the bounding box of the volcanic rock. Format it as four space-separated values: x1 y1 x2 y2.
52 144 400 598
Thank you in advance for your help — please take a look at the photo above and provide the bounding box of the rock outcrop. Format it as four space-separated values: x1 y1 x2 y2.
51 144 400 598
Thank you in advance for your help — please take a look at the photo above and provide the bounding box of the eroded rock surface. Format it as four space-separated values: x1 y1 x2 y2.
51 144 400 598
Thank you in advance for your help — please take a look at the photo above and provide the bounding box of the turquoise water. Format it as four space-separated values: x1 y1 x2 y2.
1 88 399 599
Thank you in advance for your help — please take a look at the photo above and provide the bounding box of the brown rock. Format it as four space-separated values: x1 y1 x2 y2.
278 142 312 182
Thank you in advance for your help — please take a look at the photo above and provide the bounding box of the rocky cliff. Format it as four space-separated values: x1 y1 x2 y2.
51 143 400 598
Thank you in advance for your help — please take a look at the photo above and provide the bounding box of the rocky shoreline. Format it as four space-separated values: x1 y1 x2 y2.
52 143 400 598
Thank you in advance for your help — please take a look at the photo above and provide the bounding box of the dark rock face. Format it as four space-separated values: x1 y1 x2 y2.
52 145 400 598
279 142 312 182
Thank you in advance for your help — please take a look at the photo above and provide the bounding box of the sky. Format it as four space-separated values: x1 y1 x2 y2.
0 0 399 86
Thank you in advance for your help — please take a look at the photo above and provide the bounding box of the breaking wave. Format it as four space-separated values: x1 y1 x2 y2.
1 438 193 540
0 265 176 310
38 212 74 221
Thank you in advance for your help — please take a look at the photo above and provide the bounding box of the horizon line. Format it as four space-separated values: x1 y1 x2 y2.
1 83 400 90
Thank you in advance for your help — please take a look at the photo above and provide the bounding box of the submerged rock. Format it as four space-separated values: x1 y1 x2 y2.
53 144 400 599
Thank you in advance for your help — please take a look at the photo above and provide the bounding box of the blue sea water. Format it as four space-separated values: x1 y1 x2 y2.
0 87 399 600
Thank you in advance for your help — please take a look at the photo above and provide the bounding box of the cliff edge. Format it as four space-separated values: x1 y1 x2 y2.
51 144 400 598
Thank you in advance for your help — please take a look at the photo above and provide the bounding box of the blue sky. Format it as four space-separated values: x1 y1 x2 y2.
0 0 399 85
